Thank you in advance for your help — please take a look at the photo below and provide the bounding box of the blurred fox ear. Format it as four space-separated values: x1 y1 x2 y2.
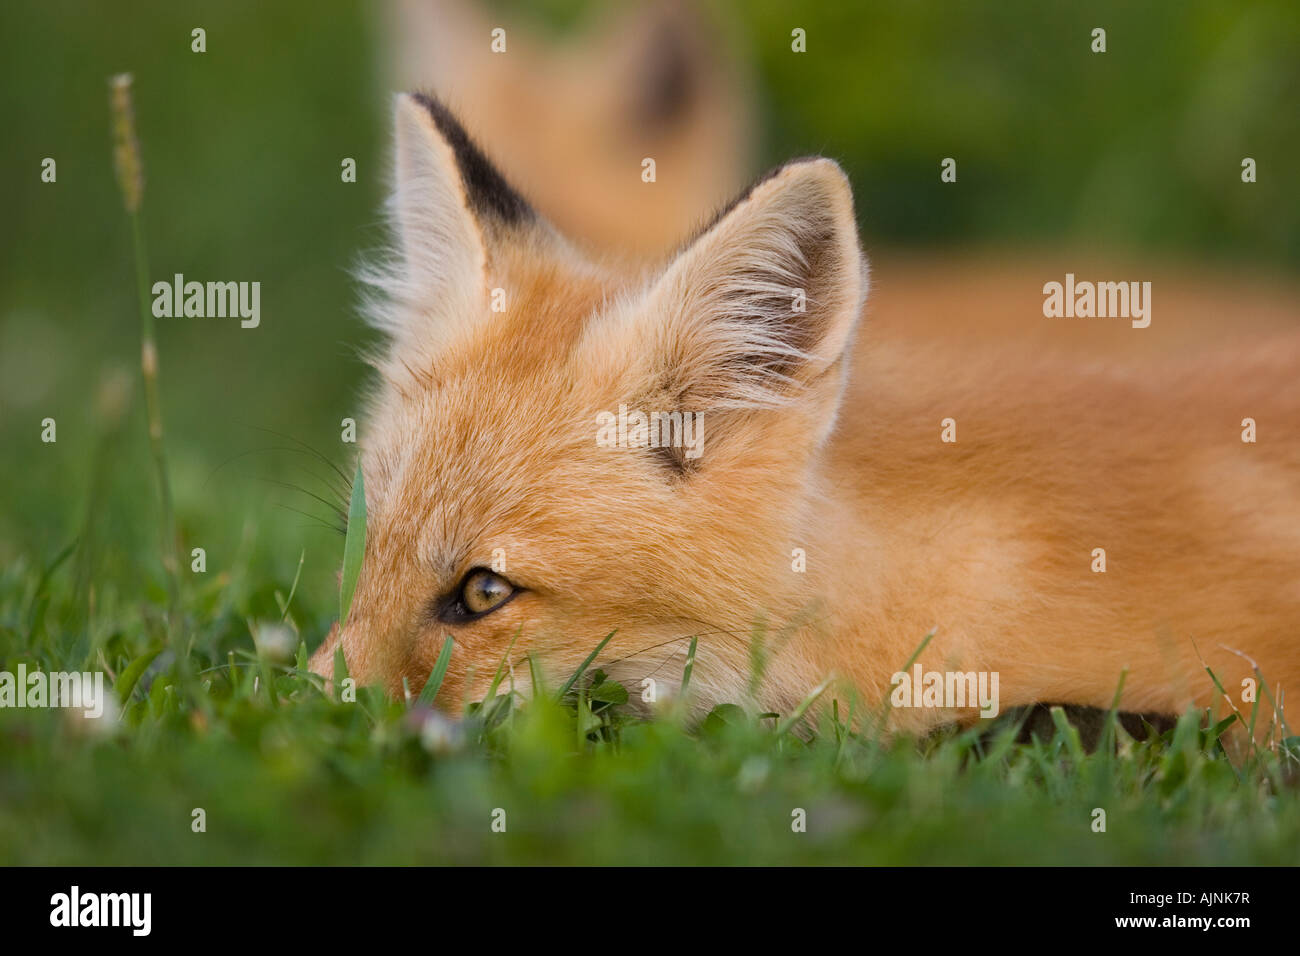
621 0 706 128
386 93 535 322
638 158 867 411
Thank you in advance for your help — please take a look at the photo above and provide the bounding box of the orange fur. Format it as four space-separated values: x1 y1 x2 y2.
311 95 1300 739
383 0 754 260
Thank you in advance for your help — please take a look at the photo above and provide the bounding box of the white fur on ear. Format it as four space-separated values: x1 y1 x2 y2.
359 94 489 344
635 157 868 411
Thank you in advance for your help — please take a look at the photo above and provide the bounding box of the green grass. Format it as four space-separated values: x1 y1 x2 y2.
2 541 1299 865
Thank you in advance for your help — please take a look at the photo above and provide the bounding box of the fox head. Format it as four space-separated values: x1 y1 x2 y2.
383 0 755 258
309 93 868 713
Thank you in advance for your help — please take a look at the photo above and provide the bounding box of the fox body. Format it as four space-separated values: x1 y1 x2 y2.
310 94 1300 735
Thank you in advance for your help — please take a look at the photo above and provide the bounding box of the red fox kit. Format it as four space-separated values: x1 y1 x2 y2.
382 0 754 259
311 93 1300 737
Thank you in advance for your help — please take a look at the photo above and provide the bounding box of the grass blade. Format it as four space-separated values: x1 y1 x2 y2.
555 630 616 702
339 462 366 626
679 636 699 698
484 626 522 704
776 676 834 737
1098 667 1128 756
110 75 181 622
114 646 163 702
1049 705 1086 767
279 548 305 624
527 651 546 699
416 635 454 708
332 644 349 689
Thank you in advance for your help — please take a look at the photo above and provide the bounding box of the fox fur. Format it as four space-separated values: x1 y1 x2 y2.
382 0 754 260
310 93 1300 739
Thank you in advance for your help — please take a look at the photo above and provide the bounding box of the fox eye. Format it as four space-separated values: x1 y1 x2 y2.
437 568 519 623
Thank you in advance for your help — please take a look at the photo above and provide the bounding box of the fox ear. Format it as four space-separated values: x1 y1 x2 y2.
621 0 707 128
632 158 866 421
380 93 535 335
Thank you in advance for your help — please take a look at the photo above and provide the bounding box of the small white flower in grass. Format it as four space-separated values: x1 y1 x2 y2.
737 755 770 793
421 712 464 754
252 620 296 664
407 707 465 755
63 688 121 738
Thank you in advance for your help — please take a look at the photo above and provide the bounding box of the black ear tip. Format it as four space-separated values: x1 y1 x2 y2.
405 91 535 227
407 91 456 134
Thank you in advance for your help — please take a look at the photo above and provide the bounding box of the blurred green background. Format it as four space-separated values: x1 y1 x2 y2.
1 0 1297 635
